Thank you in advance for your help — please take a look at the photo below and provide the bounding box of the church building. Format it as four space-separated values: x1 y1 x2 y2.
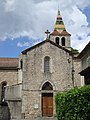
0 10 81 120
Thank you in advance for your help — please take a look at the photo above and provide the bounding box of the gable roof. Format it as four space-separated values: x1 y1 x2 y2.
79 66 90 75
50 30 60 36
22 39 73 56
61 30 71 36
50 29 71 36
78 42 90 58
0 58 18 70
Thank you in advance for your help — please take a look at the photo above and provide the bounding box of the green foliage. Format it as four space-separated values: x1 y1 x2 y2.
55 85 90 120
71 48 79 54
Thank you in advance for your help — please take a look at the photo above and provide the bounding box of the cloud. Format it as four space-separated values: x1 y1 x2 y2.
61 5 90 51
0 0 90 51
17 41 30 47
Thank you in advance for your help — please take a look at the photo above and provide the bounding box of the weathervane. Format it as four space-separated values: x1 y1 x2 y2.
45 29 50 40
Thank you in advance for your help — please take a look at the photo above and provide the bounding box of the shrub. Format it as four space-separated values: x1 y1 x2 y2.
55 85 90 120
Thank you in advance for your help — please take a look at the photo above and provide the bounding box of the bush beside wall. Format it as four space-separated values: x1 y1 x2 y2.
55 85 90 120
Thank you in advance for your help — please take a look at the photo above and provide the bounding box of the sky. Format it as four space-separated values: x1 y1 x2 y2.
0 0 90 57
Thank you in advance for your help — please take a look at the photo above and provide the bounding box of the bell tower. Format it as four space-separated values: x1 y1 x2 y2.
50 9 71 51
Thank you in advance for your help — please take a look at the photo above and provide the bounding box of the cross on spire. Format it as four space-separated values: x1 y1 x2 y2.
58 9 60 15
45 30 50 39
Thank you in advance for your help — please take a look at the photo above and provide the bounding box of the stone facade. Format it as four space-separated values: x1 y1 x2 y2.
21 40 74 119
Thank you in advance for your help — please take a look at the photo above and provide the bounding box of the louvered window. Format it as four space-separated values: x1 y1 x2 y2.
61 37 65 46
55 37 59 45
44 56 50 73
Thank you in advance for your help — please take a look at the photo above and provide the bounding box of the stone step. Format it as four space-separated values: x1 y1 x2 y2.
37 117 57 120
21 116 57 120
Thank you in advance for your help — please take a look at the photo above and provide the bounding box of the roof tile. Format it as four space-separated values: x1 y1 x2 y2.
0 58 19 69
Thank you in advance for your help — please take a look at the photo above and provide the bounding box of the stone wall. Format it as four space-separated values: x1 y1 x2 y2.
50 35 71 50
0 104 10 120
0 69 18 101
8 101 22 120
0 70 18 86
73 58 81 87
5 83 22 101
0 68 21 120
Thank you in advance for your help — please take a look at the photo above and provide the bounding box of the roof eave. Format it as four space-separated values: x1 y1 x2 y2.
78 42 90 59
0 67 18 70
79 66 90 75
22 39 73 56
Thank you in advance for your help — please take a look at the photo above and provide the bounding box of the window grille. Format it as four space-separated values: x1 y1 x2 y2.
44 56 50 73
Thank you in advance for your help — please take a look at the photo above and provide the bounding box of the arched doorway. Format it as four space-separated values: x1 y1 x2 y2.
42 82 53 117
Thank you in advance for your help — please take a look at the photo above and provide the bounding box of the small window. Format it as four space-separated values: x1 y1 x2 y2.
56 21 62 24
42 82 53 90
44 56 50 73
55 37 59 45
87 57 90 66
1 81 7 102
20 59 23 69
61 37 65 46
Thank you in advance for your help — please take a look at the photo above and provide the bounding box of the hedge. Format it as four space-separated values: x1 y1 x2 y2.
55 85 90 120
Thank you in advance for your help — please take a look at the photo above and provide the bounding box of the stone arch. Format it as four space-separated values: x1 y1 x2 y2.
61 37 65 46
39 80 56 91
42 82 53 90
55 37 59 45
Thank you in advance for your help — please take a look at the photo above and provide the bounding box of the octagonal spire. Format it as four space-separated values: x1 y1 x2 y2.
54 9 66 33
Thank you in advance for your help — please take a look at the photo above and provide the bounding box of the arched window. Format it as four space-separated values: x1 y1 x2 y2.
55 37 59 45
61 37 65 46
44 56 50 73
42 82 53 90
1 81 7 102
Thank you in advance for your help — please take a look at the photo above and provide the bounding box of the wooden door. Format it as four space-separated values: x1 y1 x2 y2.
42 93 53 117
